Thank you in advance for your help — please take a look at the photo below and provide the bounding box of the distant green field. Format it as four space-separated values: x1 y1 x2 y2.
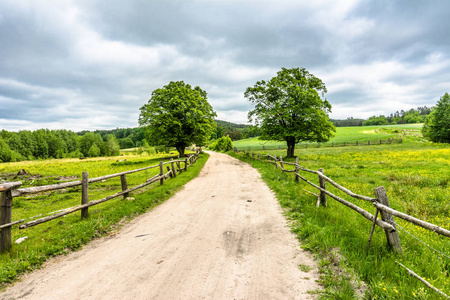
233 124 423 149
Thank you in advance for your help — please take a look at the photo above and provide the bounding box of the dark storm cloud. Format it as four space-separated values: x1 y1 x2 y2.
1 0 450 131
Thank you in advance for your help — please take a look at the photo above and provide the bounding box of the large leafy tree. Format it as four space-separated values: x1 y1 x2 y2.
139 81 216 156
245 67 335 157
422 93 450 143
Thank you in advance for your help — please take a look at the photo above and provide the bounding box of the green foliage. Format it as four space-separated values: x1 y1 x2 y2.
362 115 389 126
245 67 335 157
209 135 233 152
0 137 13 162
139 81 217 156
87 144 101 157
105 134 120 156
422 93 450 143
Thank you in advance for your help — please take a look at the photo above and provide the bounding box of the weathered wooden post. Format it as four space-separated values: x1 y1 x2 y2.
120 174 129 199
0 181 22 252
279 156 284 169
317 168 327 207
295 157 300 183
184 158 188 171
159 161 164 185
374 186 402 254
81 172 89 219
356 141 358 146
257 154 260 160
368 140 371 145
170 158 177 178
344 142 347 147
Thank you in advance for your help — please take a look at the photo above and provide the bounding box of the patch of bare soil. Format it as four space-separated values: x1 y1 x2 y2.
1 152 320 299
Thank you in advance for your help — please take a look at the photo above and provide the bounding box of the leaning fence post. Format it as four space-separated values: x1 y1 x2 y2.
317 168 327 207
279 156 284 169
81 172 89 219
159 161 164 185
295 157 300 182
170 158 177 178
374 186 402 254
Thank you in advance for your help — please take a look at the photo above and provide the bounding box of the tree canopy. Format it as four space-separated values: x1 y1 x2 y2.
245 67 335 157
139 81 216 156
422 93 450 143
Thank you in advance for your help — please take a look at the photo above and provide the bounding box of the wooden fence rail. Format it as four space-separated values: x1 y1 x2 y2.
235 138 402 151
234 149 450 252
0 154 199 252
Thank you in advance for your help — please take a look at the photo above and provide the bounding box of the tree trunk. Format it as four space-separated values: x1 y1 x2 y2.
176 144 186 157
286 138 296 158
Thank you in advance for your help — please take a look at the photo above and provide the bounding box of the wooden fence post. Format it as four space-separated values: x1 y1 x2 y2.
0 182 22 253
295 157 300 183
120 174 129 199
374 186 402 254
159 161 164 185
81 172 89 219
356 141 358 146
184 158 188 171
171 158 177 178
317 168 327 207
1 190 13 252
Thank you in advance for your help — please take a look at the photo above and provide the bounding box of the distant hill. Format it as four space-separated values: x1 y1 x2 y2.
215 120 249 129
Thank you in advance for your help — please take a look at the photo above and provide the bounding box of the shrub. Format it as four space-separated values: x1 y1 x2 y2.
209 135 233 152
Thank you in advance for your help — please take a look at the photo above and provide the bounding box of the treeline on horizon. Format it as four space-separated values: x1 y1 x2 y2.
0 106 432 163
331 106 432 127
0 121 254 163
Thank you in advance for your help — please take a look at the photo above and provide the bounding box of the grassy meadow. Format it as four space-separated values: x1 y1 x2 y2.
230 124 450 299
233 124 422 150
0 151 209 286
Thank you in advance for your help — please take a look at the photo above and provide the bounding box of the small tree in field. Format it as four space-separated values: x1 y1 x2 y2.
139 81 217 156
245 67 335 158
422 93 450 143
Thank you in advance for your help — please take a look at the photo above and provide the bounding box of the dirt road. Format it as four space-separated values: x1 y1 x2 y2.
2 152 320 299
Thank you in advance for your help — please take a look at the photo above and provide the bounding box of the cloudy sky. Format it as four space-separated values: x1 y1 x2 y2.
1 0 450 131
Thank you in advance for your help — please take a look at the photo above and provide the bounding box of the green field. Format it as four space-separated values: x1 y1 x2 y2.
230 126 450 299
0 152 209 286
233 124 423 150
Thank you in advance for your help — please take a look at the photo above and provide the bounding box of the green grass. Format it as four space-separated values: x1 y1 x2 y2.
230 129 450 299
233 124 423 150
0 152 209 287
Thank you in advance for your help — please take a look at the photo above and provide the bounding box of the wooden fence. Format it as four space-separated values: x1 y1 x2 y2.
234 149 450 254
235 138 402 151
0 154 199 252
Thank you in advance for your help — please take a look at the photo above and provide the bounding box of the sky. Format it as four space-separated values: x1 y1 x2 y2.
1 0 450 132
